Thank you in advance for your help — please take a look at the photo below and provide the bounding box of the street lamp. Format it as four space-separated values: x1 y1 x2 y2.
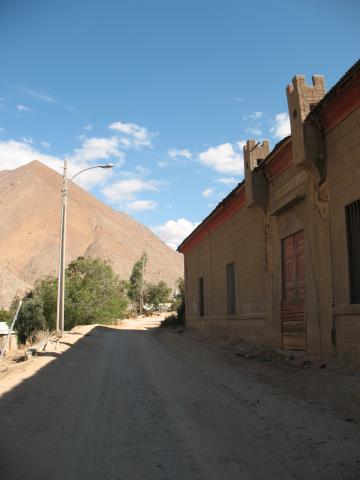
56 159 114 337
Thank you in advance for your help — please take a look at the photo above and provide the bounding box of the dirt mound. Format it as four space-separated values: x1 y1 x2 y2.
0 161 183 308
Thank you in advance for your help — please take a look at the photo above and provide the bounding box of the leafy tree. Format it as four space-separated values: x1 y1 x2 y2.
145 281 171 310
128 252 147 312
14 256 128 342
16 292 47 343
64 256 128 329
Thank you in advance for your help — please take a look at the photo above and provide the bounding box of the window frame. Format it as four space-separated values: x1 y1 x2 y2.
226 262 236 315
345 199 360 304
198 276 205 317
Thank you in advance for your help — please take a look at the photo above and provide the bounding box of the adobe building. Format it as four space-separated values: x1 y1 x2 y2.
178 59 360 359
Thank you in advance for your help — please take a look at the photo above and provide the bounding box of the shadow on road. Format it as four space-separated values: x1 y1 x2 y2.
0 325 157 480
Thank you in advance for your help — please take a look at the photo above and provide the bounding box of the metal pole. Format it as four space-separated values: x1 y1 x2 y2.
56 159 68 337
0 299 22 360
139 254 145 316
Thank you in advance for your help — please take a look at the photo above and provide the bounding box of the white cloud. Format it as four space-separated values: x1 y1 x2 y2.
135 165 150 176
71 136 124 163
168 148 193 160
109 121 154 148
158 160 168 168
16 104 30 112
270 112 291 139
216 177 238 185
199 142 244 175
84 123 93 131
126 200 158 211
0 119 155 192
151 218 199 250
245 127 262 136
233 96 244 102
0 137 117 189
0 140 63 172
237 140 246 150
202 187 215 198
243 111 263 121
102 178 162 203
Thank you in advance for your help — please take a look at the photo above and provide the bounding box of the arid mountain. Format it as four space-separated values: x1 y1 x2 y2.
0 161 183 308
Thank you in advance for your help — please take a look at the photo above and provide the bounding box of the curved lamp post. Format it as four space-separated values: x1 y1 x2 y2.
56 159 114 337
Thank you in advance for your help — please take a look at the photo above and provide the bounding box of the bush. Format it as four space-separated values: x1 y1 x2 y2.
161 277 185 328
160 313 184 328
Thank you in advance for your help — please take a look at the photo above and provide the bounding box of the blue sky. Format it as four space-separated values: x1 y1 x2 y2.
0 0 359 248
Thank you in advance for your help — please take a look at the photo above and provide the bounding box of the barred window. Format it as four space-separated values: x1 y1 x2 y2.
198 277 205 316
226 262 236 314
346 199 360 304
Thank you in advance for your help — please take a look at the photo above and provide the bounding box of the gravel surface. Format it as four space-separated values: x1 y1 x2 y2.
0 317 359 480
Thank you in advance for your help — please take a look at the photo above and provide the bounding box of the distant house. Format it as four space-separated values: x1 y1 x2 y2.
178 59 360 359
0 322 18 353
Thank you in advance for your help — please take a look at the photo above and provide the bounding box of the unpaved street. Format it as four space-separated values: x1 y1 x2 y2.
0 318 359 480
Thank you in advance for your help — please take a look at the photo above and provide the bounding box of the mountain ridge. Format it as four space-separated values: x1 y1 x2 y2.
0 160 183 308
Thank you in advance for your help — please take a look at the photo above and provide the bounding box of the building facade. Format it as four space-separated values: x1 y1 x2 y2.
178 60 360 358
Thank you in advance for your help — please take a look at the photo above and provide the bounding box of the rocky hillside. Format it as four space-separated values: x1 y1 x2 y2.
0 161 183 308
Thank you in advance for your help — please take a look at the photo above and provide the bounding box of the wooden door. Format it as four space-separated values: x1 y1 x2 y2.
281 230 306 350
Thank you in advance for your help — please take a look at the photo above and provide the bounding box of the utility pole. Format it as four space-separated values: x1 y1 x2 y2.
55 160 113 337
56 159 68 337
139 253 145 316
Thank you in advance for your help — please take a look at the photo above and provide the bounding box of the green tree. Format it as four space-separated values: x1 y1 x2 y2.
14 256 129 342
128 252 147 312
16 292 47 343
64 256 128 329
145 281 171 310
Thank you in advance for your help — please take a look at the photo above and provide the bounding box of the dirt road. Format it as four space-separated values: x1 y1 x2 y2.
0 318 359 479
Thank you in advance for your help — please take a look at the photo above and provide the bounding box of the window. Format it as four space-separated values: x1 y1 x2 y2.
346 199 360 304
198 277 205 316
226 262 236 314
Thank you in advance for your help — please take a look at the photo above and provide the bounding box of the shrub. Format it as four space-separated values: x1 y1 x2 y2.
161 277 185 328
160 313 184 328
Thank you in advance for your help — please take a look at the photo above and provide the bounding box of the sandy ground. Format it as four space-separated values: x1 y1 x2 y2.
0 316 359 480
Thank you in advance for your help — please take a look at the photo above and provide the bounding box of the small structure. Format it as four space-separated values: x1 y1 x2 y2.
0 322 18 354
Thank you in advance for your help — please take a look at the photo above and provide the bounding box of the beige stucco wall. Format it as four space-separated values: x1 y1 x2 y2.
185 204 267 343
327 107 360 355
